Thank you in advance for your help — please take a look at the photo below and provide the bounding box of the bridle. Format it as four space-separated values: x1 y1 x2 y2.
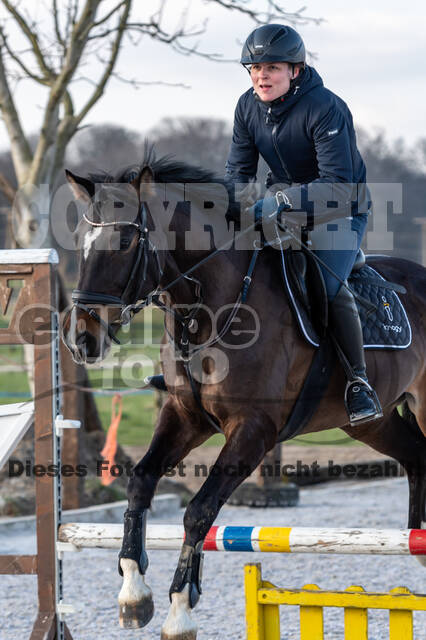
71 205 163 344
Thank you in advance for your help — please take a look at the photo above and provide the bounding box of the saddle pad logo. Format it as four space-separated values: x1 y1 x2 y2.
383 325 403 333
382 296 394 321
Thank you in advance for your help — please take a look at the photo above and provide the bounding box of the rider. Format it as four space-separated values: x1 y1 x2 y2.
225 24 382 425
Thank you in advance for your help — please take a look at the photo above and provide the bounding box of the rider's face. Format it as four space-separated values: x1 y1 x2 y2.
250 62 299 102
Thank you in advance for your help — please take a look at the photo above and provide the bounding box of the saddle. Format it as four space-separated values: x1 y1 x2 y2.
277 247 411 442
281 247 411 350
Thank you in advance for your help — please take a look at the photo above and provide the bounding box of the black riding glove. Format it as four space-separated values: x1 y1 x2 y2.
248 191 292 228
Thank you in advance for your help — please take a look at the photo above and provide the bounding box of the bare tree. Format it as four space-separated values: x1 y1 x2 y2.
0 0 320 246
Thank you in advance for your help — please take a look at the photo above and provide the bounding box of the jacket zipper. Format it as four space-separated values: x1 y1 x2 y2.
271 120 292 185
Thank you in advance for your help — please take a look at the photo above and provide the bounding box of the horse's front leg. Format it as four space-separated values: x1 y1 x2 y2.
161 409 277 640
118 510 152 628
118 400 211 629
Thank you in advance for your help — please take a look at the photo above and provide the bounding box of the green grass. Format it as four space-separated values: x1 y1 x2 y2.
290 428 362 447
94 391 226 447
0 350 226 447
0 370 30 394
93 392 156 446
0 344 25 365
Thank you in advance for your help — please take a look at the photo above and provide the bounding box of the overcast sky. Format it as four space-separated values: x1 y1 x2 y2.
0 0 424 153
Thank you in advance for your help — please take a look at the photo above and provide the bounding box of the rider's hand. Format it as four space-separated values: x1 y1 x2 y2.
248 192 292 228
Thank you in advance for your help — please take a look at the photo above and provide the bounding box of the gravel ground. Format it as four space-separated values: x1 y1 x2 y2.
0 477 425 640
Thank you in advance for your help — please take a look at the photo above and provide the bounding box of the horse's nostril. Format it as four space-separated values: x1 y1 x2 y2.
76 331 97 355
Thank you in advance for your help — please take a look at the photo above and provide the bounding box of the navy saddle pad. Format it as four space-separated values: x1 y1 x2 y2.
280 248 411 350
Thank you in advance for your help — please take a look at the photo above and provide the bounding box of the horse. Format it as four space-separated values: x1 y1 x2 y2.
62 150 426 640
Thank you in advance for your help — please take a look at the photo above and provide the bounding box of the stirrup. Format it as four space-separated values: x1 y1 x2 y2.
344 377 383 425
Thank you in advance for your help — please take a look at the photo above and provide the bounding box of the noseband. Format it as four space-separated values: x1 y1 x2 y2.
71 205 163 344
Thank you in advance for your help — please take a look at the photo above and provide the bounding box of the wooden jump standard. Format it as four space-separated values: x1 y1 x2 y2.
0 249 80 640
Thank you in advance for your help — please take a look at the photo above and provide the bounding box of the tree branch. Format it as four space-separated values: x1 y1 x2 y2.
1 0 55 79
0 170 17 203
37 1 132 187
52 0 65 49
74 0 131 127
111 70 190 90
0 27 48 84
92 0 127 27
203 0 322 25
28 0 103 184
0 47 32 183
63 88 74 117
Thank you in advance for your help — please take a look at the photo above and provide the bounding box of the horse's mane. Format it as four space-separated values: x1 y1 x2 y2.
89 142 220 186
87 142 241 220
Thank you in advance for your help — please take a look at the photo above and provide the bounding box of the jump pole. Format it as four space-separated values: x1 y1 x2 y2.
58 523 426 556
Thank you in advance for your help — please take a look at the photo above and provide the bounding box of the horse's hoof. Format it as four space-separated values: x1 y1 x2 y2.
119 598 154 629
118 558 154 628
161 632 197 640
161 586 197 640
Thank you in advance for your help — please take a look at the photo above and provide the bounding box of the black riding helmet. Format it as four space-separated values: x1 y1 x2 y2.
240 24 305 66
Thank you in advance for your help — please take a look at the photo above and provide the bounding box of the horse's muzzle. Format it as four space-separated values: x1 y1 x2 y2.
62 305 111 364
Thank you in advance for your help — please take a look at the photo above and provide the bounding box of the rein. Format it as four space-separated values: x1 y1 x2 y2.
156 248 260 362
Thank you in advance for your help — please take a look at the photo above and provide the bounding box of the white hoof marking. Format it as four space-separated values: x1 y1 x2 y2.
161 585 197 640
118 558 154 628
118 558 152 604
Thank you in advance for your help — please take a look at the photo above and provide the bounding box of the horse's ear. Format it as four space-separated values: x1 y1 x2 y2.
132 166 155 199
65 170 94 203
140 166 154 184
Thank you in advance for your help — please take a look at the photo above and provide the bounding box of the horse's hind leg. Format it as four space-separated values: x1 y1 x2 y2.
401 401 426 567
119 399 213 629
161 409 276 640
343 403 426 567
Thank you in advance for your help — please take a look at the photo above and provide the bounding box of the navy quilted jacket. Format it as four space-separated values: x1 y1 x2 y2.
225 66 370 217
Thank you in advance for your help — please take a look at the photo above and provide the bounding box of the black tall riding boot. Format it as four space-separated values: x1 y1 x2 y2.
330 285 382 425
